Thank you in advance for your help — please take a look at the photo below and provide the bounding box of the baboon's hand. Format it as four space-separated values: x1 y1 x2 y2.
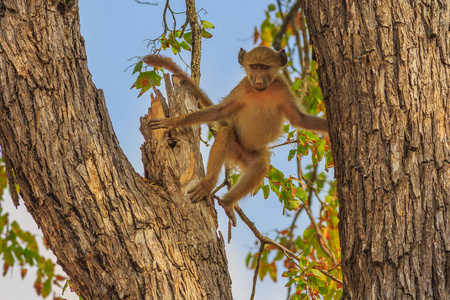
188 179 215 203
148 118 172 130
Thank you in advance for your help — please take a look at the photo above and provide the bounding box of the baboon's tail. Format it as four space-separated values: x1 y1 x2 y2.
143 55 213 107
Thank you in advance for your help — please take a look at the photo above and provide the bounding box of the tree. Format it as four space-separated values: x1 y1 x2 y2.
301 0 450 299
0 1 231 298
1 1 448 300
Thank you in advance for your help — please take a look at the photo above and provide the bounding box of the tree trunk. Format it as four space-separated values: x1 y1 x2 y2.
0 1 232 299
302 0 449 299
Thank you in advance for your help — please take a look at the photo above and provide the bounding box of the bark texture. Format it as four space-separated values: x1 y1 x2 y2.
0 1 232 299
302 0 450 299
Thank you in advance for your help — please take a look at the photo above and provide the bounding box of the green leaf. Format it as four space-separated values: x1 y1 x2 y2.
245 252 252 267
183 32 192 45
289 200 301 210
171 45 178 55
295 187 308 203
288 149 296 161
318 285 330 295
180 41 191 51
42 278 52 298
4 248 14 265
62 280 69 295
285 278 297 287
311 269 326 281
282 269 298 277
297 143 309 156
201 20 215 29
268 262 277 281
132 61 143 75
201 29 213 39
325 151 334 169
268 180 281 197
232 174 240 184
11 220 20 233
287 130 294 139
12 246 24 264
268 167 283 183
173 30 182 38
312 152 318 166
316 139 326 162
262 185 270 199
23 248 36 265
169 39 181 55
268 4 276 11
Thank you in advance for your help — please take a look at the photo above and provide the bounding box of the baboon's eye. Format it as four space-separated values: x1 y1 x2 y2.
261 65 269 70
250 64 258 69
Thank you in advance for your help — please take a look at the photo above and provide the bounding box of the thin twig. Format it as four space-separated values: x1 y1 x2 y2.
303 200 337 264
250 242 266 300
199 135 210 146
211 180 227 197
273 0 302 51
179 18 190 37
162 0 170 35
302 175 324 205
318 269 343 285
292 12 311 102
328 262 341 272
288 206 304 242
269 138 300 149
134 0 157 5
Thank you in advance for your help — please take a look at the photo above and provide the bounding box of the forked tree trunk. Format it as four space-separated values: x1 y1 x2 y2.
0 1 232 299
303 0 449 299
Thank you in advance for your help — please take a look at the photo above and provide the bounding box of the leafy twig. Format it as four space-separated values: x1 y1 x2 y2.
318 268 343 285
273 0 302 51
302 199 337 264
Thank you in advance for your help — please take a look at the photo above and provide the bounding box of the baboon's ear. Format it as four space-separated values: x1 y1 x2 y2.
238 48 247 66
278 49 288 66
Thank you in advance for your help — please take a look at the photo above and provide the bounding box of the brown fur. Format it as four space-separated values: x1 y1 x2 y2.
144 46 328 225
142 55 213 107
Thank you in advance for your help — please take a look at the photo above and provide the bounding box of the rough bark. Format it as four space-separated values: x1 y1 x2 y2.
302 0 450 299
185 0 202 85
0 1 232 299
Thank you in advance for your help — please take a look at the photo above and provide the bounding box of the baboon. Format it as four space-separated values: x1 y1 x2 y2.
143 46 328 225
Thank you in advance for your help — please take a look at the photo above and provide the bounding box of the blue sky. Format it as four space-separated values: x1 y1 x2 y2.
0 1 322 299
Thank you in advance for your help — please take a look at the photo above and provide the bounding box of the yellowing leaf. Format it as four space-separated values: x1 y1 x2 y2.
132 61 143 75
201 20 215 29
311 269 326 281
201 29 213 39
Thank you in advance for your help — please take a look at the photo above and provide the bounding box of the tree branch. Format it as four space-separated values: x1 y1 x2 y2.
234 206 302 263
273 0 302 51
233 205 342 290
250 242 266 300
185 0 202 84
318 268 343 285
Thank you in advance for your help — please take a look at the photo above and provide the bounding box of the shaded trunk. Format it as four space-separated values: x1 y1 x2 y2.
302 0 450 298
0 1 232 299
